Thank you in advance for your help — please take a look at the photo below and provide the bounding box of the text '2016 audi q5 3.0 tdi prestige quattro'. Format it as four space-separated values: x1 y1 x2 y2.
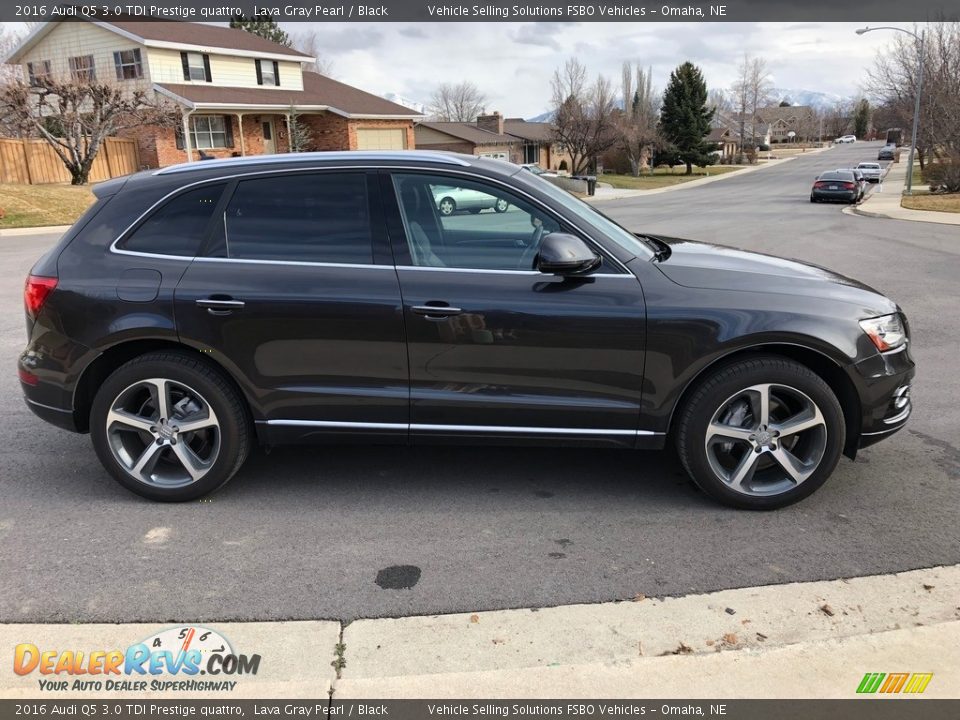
19 152 914 509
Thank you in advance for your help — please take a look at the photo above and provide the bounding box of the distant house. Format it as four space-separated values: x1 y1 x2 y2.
713 111 772 153
753 105 819 142
415 112 571 171
707 126 739 160
5 20 423 167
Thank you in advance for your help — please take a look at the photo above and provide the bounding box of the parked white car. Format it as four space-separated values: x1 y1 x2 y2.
431 185 510 216
856 162 883 183
520 163 558 178
835 135 857 144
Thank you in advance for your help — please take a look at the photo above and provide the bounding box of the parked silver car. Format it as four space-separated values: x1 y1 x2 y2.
856 162 883 183
432 185 510 215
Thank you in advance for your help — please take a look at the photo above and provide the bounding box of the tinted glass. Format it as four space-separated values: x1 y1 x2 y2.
819 172 852 181
392 173 561 271
121 183 225 256
222 173 373 264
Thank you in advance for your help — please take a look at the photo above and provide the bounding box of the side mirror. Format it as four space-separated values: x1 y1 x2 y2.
537 233 601 275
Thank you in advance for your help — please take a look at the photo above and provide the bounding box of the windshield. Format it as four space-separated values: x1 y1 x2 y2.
521 173 654 259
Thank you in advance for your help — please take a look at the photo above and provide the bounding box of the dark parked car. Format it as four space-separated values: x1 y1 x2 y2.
878 144 900 162
835 168 868 201
811 170 860 203
19 152 914 509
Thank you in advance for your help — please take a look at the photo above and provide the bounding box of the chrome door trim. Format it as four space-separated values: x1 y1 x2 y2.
261 419 662 437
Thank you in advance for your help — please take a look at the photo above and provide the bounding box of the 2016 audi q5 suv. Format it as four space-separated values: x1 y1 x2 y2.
19 151 914 509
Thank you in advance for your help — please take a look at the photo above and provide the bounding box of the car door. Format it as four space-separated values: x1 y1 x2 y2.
174 170 408 442
383 170 646 447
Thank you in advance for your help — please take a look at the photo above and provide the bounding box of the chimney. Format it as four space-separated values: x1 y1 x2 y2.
476 111 504 135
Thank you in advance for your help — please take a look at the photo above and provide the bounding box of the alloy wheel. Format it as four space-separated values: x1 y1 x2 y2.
703 383 827 497
105 378 221 488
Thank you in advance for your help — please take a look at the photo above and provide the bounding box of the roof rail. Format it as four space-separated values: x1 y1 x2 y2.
155 150 472 175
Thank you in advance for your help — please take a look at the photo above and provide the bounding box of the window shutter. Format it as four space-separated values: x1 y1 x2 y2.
180 52 190 80
203 54 212 82
255 59 263 85
175 124 185 150
272 61 280 86
133 49 142 78
224 116 234 147
113 51 122 80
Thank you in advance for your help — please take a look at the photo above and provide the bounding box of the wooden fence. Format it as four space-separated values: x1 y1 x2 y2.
0 137 140 185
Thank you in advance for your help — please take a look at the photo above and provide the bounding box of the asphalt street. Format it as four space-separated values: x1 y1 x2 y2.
1 141 957 623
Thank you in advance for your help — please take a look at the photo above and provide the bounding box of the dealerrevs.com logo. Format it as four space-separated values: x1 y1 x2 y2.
13 626 261 693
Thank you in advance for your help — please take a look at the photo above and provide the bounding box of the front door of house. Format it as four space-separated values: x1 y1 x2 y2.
262 120 275 154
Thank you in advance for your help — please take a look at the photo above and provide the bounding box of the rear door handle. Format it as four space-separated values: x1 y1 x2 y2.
196 298 245 315
411 304 462 319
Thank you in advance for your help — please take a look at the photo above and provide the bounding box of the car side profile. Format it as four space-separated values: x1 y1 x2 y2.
431 184 509 215
19 151 914 509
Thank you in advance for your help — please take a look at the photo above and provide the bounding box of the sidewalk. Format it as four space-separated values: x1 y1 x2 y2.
3 565 958 699
0 224 71 238
848 160 960 226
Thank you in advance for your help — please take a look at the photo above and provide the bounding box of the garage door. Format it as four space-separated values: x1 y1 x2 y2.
356 128 406 150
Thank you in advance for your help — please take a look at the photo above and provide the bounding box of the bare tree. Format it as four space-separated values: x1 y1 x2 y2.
428 81 487 122
746 57 773 149
730 54 751 163
287 105 314 152
0 79 179 184
617 63 658 176
825 99 853 139
707 88 731 116
291 30 336 76
864 21 960 169
0 25 25 84
551 58 618 175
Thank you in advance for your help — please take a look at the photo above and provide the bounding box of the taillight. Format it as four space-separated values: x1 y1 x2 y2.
813 181 826 189
24 275 57 320
842 182 856 190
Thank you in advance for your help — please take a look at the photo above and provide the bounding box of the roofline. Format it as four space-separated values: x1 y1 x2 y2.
3 21 313 65
154 150 473 175
154 85 423 119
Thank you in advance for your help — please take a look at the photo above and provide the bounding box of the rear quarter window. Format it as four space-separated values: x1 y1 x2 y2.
118 183 226 257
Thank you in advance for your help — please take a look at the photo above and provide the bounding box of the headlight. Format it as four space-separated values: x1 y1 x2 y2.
859 313 907 352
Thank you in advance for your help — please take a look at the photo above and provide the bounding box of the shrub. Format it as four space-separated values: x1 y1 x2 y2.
756 143 770 152
558 160 568 172
923 159 960 193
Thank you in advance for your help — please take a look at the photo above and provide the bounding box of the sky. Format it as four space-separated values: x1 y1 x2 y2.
2 21 899 117
280 21 893 116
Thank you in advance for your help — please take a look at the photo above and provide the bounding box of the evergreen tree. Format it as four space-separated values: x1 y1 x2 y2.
852 98 871 139
229 15 292 48
658 61 716 175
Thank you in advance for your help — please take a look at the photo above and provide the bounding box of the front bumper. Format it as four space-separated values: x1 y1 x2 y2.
849 344 915 450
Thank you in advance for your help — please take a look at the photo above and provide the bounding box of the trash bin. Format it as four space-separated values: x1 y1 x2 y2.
586 176 597 196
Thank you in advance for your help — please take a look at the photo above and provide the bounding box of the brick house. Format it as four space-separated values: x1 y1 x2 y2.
5 20 422 168
415 112 571 171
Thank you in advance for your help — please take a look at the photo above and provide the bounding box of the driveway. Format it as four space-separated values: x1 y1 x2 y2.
1 142 957 623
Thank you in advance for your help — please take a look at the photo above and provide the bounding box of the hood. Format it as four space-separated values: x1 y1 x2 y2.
646 235 896 312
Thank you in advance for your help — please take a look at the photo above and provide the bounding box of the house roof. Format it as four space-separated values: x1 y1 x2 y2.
157 72 422 118
707 127 731 142
417 121 519 145
503 119 554 142
754 105 817 123
5 20 313 64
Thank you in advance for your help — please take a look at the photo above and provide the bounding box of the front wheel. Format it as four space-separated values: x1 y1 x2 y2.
494 198 509 213
438 197 456 216
676 356 845 510
90 352 251 502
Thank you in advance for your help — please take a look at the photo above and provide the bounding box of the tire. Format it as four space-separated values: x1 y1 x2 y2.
90 351 251 502
438 197 456 216
675 356 845 510
494 198 509 213
809 196 816 203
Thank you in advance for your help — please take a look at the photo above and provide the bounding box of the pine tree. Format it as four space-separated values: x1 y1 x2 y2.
658 61 716 175
229 15 292 48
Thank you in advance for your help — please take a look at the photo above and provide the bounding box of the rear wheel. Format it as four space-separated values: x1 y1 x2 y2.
676 356 845 510
90 352 251 502
438 197 456 216
494 198 510 213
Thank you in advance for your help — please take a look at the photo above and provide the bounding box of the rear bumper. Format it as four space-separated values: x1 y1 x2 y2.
812 190 858 202
22 394 80 432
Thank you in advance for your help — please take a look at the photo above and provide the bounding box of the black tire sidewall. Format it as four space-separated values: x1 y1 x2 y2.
90 354 248 502
678 358 845 510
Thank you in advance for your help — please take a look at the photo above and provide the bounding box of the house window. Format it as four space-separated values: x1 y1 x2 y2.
181 52 210 82
522 143 540 164
68 55 96 82
113 49 143 80
26 60 52 84
190 115 232 149
255 59 280 86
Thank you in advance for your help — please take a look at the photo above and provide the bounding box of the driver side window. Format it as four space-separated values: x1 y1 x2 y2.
391 173 561 271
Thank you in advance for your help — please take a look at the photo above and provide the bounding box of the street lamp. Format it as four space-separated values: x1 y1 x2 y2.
856 25 926 195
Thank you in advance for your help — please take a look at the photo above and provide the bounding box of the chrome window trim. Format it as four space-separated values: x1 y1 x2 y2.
192 256 391 270
109 164 633 275
261 419 661 437
395 265 633 278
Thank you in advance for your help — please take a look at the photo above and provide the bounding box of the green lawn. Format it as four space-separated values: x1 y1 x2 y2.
0 183 95 229
602 165 745 190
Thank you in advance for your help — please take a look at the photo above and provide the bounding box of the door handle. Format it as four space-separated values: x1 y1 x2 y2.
196 298 245 315
412 303 462 319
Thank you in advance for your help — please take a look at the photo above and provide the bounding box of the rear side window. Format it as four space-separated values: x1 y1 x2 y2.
219 173 373 264
120 183 225 257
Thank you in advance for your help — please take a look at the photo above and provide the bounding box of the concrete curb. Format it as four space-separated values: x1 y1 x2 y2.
845 159 960 226
0 225 71 238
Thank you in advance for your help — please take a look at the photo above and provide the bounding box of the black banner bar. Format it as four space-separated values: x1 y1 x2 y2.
2 700 960 720
1 0 958 23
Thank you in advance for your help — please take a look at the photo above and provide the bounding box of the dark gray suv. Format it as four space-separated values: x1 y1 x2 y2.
19 151 914 508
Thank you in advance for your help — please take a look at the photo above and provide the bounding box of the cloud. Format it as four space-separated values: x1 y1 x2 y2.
399 26 429 39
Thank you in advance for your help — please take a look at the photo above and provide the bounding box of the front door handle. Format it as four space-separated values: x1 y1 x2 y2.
196 298 245 315
411 303 463 319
